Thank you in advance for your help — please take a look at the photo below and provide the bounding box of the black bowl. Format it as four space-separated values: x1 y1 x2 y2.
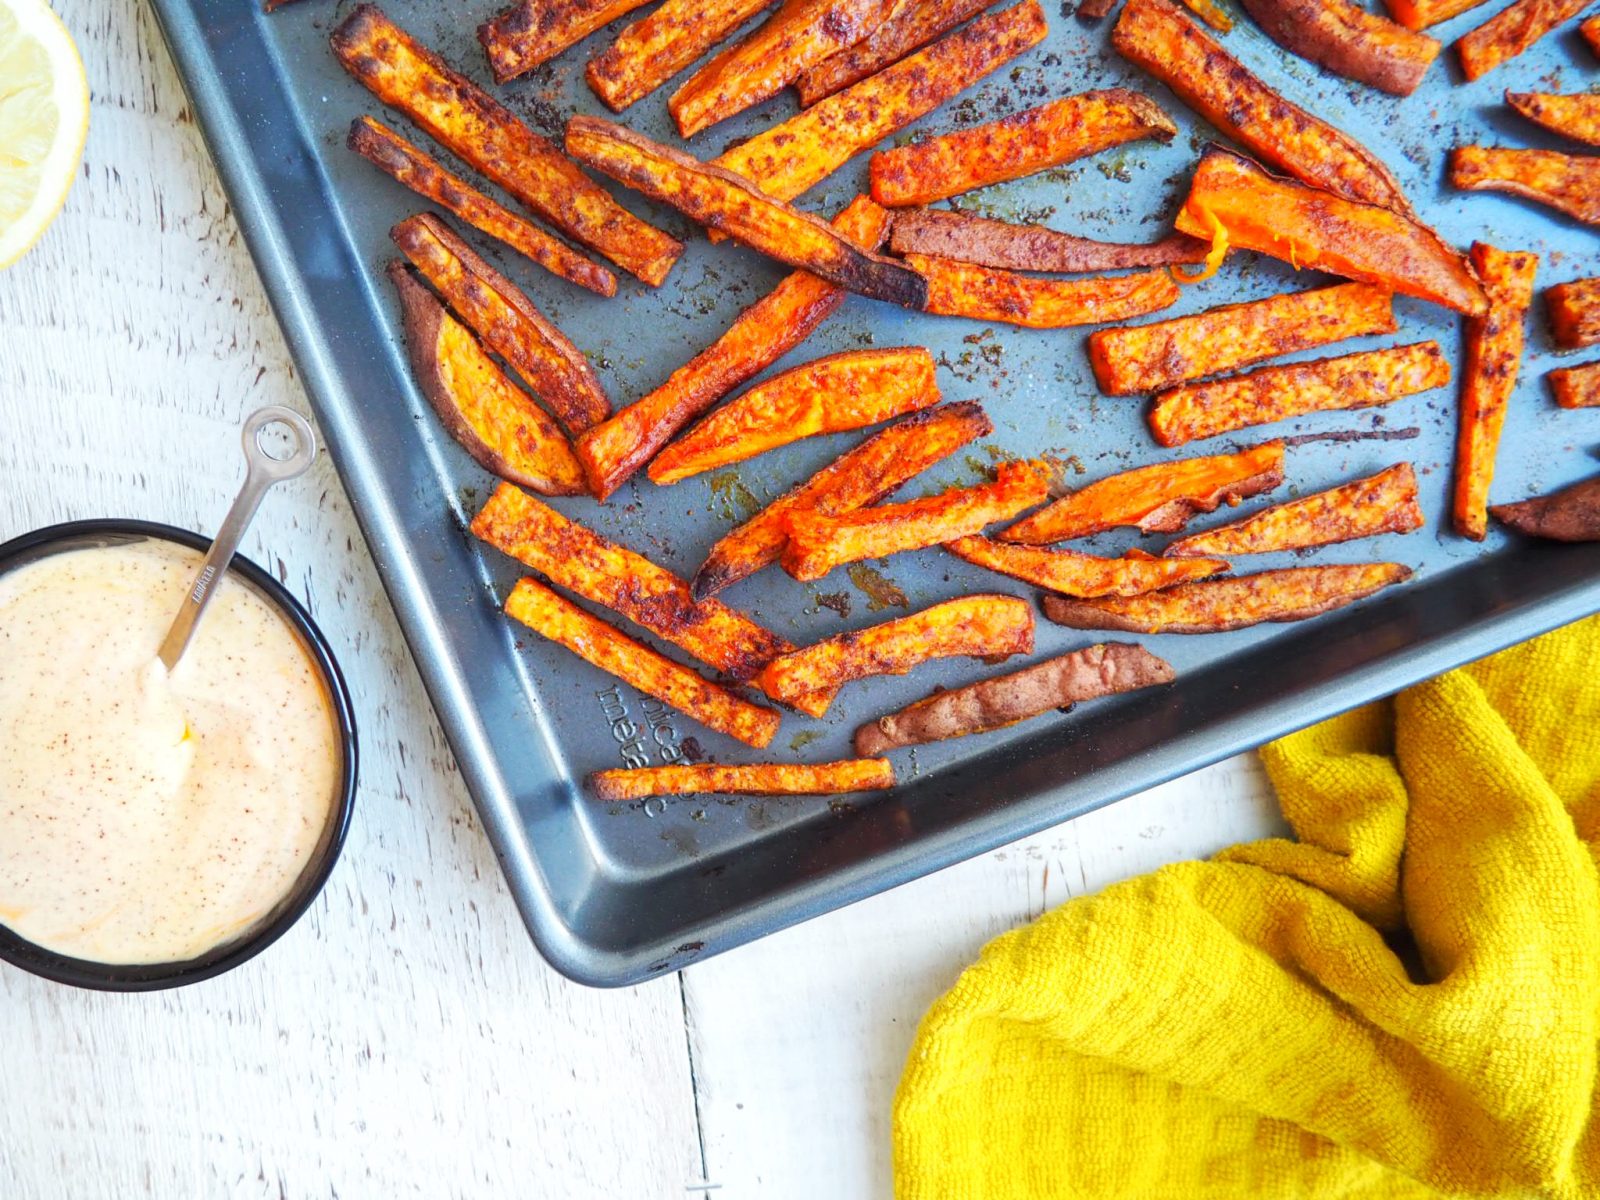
0 519 358 991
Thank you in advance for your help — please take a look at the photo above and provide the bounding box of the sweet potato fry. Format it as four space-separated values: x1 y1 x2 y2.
795 0 996 105
1585 14 1600 54
590 759 896 801
329 6 682 287
1454 243 1538 542
1507 92 1600 148
1043 563 1413 633
1381 0 1486 31
945 537 1227 595
1236 0 1439 96
782 461 1052 581
869 88 1178 207
576 196 891 501
587 0 775 112
1166 464 1423 558
1547 278 1600 349
1088 282 1396 397
853 642 1174 754
348 118 616 298
1550 361 1600 408
1112 0 1412 212
889 209 1207 273
1450 146 1600 227
390 266 585 496
391 214 610 437
565 117 929 310
714 0 1048 202
1456 0 1589 80
648 348 940 484
756 594 1034 709
1492 476 1600 542
1000 441 1284 543
907 256 1180 329
479 0 652 84
1177 147 1486 315
667 0 904 138
504 578 781 748
1148 341 1451 446
692 402 992 600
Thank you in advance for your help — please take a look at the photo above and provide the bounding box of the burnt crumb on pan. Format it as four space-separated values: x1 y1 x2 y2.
815 591 852 618
1279 427 1422 447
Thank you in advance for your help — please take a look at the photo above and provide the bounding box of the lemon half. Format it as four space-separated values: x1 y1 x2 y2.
0 0 89 269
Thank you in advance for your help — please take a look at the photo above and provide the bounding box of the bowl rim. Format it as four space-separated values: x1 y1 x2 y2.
0 518 359 992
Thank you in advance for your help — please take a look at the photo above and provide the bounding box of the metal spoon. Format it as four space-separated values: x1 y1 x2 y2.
157 406 317 671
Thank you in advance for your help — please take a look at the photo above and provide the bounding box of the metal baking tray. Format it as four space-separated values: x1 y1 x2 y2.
149 0 1600 985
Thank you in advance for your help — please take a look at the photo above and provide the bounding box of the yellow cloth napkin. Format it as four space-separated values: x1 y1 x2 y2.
894 614 1600 1199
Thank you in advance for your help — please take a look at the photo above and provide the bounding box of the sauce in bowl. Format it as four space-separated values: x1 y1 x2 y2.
0 539 340 965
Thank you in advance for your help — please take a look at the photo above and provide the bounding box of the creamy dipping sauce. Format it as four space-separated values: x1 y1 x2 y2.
0 540 339 965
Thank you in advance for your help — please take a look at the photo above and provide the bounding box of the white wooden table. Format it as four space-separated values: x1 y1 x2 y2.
0 5 1288 1196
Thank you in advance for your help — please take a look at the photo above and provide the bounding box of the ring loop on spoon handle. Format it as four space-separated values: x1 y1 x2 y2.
157 406 317 671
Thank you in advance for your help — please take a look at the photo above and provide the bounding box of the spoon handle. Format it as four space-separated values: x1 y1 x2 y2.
157 406 317 672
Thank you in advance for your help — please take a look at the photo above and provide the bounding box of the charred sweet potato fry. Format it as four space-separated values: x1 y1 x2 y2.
1550 361 1600 408
692 402 992 600
1148 341 1450 446
1382 0 1486 30
1177 147 1486 315
649 348 940 484
1166 464 1423 557
1454 243 1539 542
1001 441 1284 543
1088 282 1396 396
1507 92 1600 148
1547 278 1600 349
908 256 1180 329
890 209 1208 273
566 117 929 310
1112 0 1412 212
715 1 1048 202
392 214 610 437
576 196 891 501
1492 476 1600 542
945 537 1227 596
854 642 1175 754
869 89 1177 207
390 266 585 496
587 0 775 112
348 118 616 298
795 0 996 105
1456 0 1589 80
667 0 903 138
782 461 1052 581
505 578 781 748
330 6 681 288
1042 563 1413 633
479 0 652 83
590 759 896 801
1236 0 1439 96
756 594 1035 709
1450 146 1600 227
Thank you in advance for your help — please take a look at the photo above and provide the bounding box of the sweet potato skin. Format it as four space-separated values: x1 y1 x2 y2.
1491 477 1600 542
1454 243 1539 542
890 209 1207 273
587 0 775 112
1546 278 1600 349
945 536 1228 596
1236 0 1440 96
1451 146 1600 227
504 578 781 748
1089 282 1396 397
1550 361 1600 408
782 460 1052 581
869 88 1177 207
479 0 652 83
853 642 1175 754
1507 92 1600 149
908 255 1180 329
795 0 995 105
1042 563 1413 633
1166 464 1423 558
1112 0 1412 212
1178 147 1486 316
1382 0 1486 31
648 347 940 484
692 402 992 600
1148 341 1450 446
756 595 1035 708
330 5 682 287
590 759 896 800
1456 0 1589 80
714 1 1048 202
1001 441 1284 543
